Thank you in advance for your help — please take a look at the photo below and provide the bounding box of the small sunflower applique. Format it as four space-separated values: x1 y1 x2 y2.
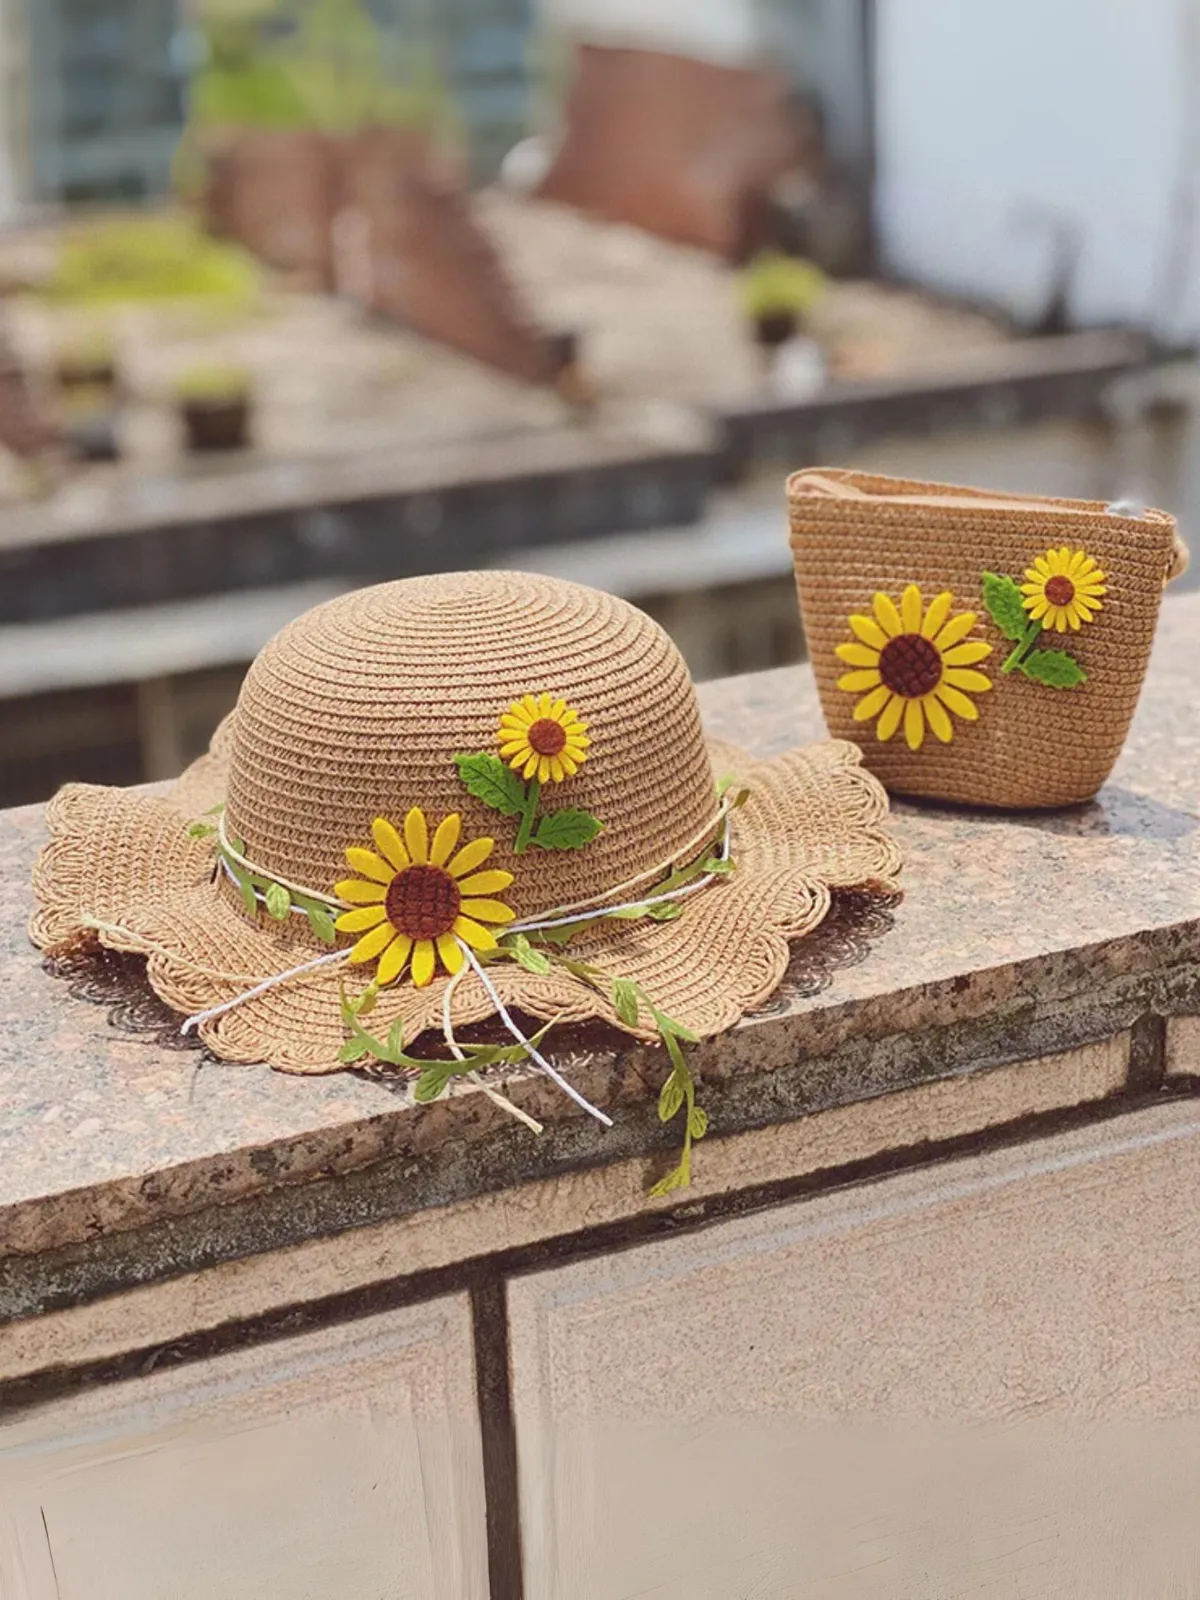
982 546 1107 688
335 809 516 987
454 691 603 853
836 584 993 751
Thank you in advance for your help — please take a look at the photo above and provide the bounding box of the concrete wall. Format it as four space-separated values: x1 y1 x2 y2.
874 0 1200 341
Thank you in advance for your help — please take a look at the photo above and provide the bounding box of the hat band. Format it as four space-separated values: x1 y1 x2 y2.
214 790 741 935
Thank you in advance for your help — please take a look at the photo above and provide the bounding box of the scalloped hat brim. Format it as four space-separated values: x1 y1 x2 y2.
30 733 901 1074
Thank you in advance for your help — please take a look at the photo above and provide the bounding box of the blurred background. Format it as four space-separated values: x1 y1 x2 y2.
0 0 1197 805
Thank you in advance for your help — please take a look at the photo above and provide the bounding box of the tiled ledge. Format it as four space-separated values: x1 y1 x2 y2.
1 594 1198 1335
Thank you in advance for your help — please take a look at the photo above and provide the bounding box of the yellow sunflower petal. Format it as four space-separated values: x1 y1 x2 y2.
1032 556 1052 577
1027 597 1050 621
335 879 388 904
942 640 993 667
448 836 495 878
942 668 992 692
565 732 591 749
1076 580 1106 598
548 757 564 783
430 813 461 867
500 740 532 760
521 693 539 718
456 869 514 895
344 847 395 885
1053 610 1069 632
459 897 516 924
872 592 904 637
560 754 579 777
371 817 410 872
411 939 436 987
876 693 904 742
376 934 413 986
903 698 925 751
1024 570 1047 588
1020 581 1045 597
1075 595 1102 615
538 692 553 716
1067 550 1089 577
924 693 954 743
502 705 534 727
563 719 589 735
838 668 883 692
349 920 396 964
851 683 892 721
536 757 554 784
900 584 923 633
453 915 498 951
933 611 979 650
550 698 567 720
335 904 387 933
849 614 889 649
404 807 428 865
436 932 464 977
1049 547 1070 573
936 684 980 721
921 591 954 639
835 642 882 668
522 752 540 781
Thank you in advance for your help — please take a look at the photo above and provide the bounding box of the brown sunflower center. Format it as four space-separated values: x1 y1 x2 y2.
385 865 461 940
1044 574 1076 606
527 716 567 756
878 633 943 699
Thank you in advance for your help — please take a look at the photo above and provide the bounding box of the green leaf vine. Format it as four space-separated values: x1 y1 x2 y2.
188 803 338 944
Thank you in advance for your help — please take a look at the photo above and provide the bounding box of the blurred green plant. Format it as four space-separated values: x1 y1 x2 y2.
739 252 828 322
175 363 254 401
189 0 459 140
40 218 261 309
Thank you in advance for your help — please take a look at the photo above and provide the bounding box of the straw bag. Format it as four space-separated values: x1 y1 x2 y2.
788 469 1188 808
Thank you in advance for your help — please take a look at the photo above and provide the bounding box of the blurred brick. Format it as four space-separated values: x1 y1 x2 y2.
206 130 339 289
340 129 571 387
537 43 817 260
0 329 56 462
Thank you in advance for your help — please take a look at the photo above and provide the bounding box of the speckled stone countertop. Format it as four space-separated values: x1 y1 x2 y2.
2 594 1198 1323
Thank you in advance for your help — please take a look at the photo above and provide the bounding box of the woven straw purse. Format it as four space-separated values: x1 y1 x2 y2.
788 469 1188 808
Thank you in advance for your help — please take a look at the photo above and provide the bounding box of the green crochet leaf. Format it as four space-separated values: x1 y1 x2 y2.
506 934 551 976
688 1105 709 1140
454 753 526 817
982 571 1031 642
531 808 604 850
658 1071 685 1123
236 873 258 918
264 882 291 920
612 976 640 1026
1020 648 1087 688
302 901 337 946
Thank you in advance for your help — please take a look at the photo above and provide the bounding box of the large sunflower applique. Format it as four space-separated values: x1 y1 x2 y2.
835 584 993 751
335 808 515 986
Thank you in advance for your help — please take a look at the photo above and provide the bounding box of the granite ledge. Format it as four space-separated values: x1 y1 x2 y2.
0 593 1197 1318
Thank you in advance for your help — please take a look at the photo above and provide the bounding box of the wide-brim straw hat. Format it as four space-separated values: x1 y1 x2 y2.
30 572 901 1090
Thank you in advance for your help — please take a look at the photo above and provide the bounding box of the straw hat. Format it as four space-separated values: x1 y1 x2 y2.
30 572 900 1111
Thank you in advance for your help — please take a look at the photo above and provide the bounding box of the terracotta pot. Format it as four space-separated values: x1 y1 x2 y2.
752 309 797 349
181 395 251 453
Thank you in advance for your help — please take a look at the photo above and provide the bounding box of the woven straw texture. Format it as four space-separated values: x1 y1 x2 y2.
31 571 901 1073
789 469 1181 808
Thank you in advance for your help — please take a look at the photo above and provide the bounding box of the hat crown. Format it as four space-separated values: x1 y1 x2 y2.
224 572 718 918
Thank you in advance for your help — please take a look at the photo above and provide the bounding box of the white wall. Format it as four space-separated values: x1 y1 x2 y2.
874 0 1200 340
541 0 759 66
